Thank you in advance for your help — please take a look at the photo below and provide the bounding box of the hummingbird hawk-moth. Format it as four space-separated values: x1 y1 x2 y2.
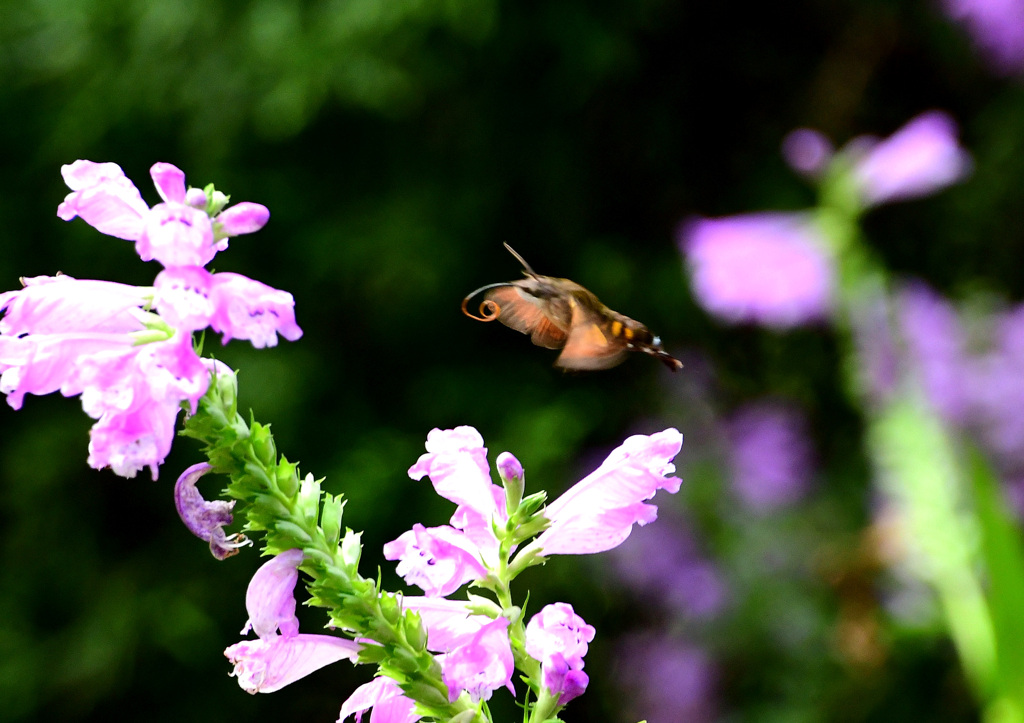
461 244 683 371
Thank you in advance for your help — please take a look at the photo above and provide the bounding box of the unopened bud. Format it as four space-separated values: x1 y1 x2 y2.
497 451 525 515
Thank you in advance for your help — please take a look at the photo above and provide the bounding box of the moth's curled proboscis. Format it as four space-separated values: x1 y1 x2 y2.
461 284 507 322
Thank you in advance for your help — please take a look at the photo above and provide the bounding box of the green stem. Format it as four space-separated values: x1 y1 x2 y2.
182 381 472 721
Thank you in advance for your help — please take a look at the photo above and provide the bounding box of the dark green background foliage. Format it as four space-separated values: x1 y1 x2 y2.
1 1 1021 721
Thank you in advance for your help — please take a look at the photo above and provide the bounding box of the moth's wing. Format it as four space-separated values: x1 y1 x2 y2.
484 286 568 349
555 301 629 370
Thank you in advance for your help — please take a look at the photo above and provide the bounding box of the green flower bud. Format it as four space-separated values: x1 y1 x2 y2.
380 594 402 625
402 681 450 708
404 612 428 652
320 493 344 547
250 424 277 467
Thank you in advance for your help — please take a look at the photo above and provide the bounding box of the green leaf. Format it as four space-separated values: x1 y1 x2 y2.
967 443 1024 711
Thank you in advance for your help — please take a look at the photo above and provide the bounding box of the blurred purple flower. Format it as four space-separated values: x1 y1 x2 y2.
965 306 1024 471
782 128 835 178
727 401 814 513
851 294 901 407
609 512 728 620
616 635 717 723
681 213 834 328
896 283 970 423
781 112 971 207
852 112 972 207
943 0 1024 75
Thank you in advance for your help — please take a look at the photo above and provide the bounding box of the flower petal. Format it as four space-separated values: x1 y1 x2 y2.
338 677 418 723
243 549 304 639
225 633 361 694
534 429 683 555
150 162 187 204
218 202 270 235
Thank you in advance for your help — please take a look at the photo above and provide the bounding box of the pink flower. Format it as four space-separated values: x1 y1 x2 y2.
208 272 303 348
531 429 683 555
57 160 270 268
0 332 136 411
525 603 594 705
86 394 184 479
137 201 217 268
407 426 506 564
524 603 595 669
57 161 150 240
218 202 271 236
0 281 208 478
225 549 361 694
408 426 497 516
153 266 215 332
524 602 598 704
64 332 211 478
3 160 302 479
383 524 489 597
439 617 514 703
399 596 497 653
496 451 524 484
539 654 589 706
225 633 362 695
242 549 304 638
0 275 147 335
381 597 515 704
682 213 834 328
727 401 814 513
338 677 419 723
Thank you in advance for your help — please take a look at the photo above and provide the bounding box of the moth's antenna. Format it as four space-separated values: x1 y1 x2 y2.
503 242 538 277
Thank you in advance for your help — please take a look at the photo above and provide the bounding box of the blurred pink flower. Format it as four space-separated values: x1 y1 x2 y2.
782 128 835 178
682 213 833 328
943 0 1024 74
852 112 972 206
782 112 971 207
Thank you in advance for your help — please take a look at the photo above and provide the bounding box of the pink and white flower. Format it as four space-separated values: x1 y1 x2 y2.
531 428 684 556
338 677 419 723
225 550 362 694
58 160 269 268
